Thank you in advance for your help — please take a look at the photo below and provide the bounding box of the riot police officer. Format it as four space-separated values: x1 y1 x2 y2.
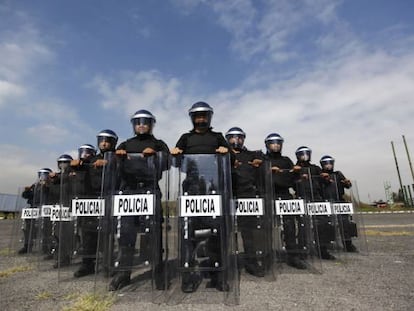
320 155 357 252
294 146 335 260
109 110 169 291
70 143 97 277
19 168 54 255
226 127 266 277
49 154 75 268
171 101 232 293
73 130 118 278
265 133 308 269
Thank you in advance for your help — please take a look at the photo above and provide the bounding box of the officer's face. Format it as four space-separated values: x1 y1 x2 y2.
194 114 208 124
297 152 310 162
99 140 112 152
134 123 150 135
58 162 70 171
323 163 334 171
268 142 282 153
228 135 244 147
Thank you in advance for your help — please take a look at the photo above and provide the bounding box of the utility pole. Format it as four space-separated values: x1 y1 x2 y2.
391 141 404 194
402 135 414 183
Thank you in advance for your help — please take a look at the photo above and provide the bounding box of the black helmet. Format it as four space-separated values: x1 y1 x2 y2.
320 155 335 171
78 144 96 160
37 168 52 180
295 146 312 162
97 129 118 152
57 154 73 163
188 101 213 130
130 109 156 135
57 154 73 171
265 133 284 153
225 127 246 150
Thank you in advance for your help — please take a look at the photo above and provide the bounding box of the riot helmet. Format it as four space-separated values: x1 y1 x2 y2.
265 133 284 153
320 155 335 171
57 154 73 171
97 129 118 153
37 168 52 181
225 127 246 151
130 109 156 135
78 144 96 161
188 101 213 130
295 146 312 162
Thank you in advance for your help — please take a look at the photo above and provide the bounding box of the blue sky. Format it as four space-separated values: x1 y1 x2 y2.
1 0 414 202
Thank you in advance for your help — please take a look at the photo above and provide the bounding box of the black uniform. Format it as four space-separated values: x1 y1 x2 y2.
175 128 231 291
50 168 76 267
231 147 266 276
19 185 35 254
320 170 357 251
110 134 169 289
266 152 309 268
295 161 335 259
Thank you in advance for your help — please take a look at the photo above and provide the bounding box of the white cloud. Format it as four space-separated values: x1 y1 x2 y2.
0 79 25 107
0 26 54 82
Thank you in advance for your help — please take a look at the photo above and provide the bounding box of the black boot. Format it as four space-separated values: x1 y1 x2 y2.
74 260 95 278
53 256 71 268
345 241 358 253
181 272 202 293
286 255 308 269
18 245 28 254
109 271 131 291
244 261 265 277
320 247 336 260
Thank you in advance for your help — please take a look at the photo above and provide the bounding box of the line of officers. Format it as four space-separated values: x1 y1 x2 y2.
18 101 358 295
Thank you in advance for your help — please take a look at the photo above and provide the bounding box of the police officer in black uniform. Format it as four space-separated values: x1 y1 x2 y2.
294 146 335 260
226 127 265 277
19 168 54 255
264 133 308 269
49 154 75 268
320 155 357 252
72 130 118 278
70 143 100 277
109 110 169 291
171 101 231 293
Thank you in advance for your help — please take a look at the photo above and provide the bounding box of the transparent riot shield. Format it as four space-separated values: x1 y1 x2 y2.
234 158 275 281
94 152 118 290
167 154 239 305
107 152 168 303
276 168 323 273
9 187 26 255
54 167 77 282
342 180 368 255
34 179 58 271
68 162 108 287
10 186 39 257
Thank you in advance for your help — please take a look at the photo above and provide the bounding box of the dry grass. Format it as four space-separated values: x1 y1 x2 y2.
62 293 115 311
0 265 32 278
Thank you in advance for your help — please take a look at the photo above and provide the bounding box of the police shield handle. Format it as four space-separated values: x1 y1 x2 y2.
142 147 156 156
216 146 228 154
248 159 262 167
93 159 107 167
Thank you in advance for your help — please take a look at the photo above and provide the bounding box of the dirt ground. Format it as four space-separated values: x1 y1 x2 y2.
1 214 414 311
